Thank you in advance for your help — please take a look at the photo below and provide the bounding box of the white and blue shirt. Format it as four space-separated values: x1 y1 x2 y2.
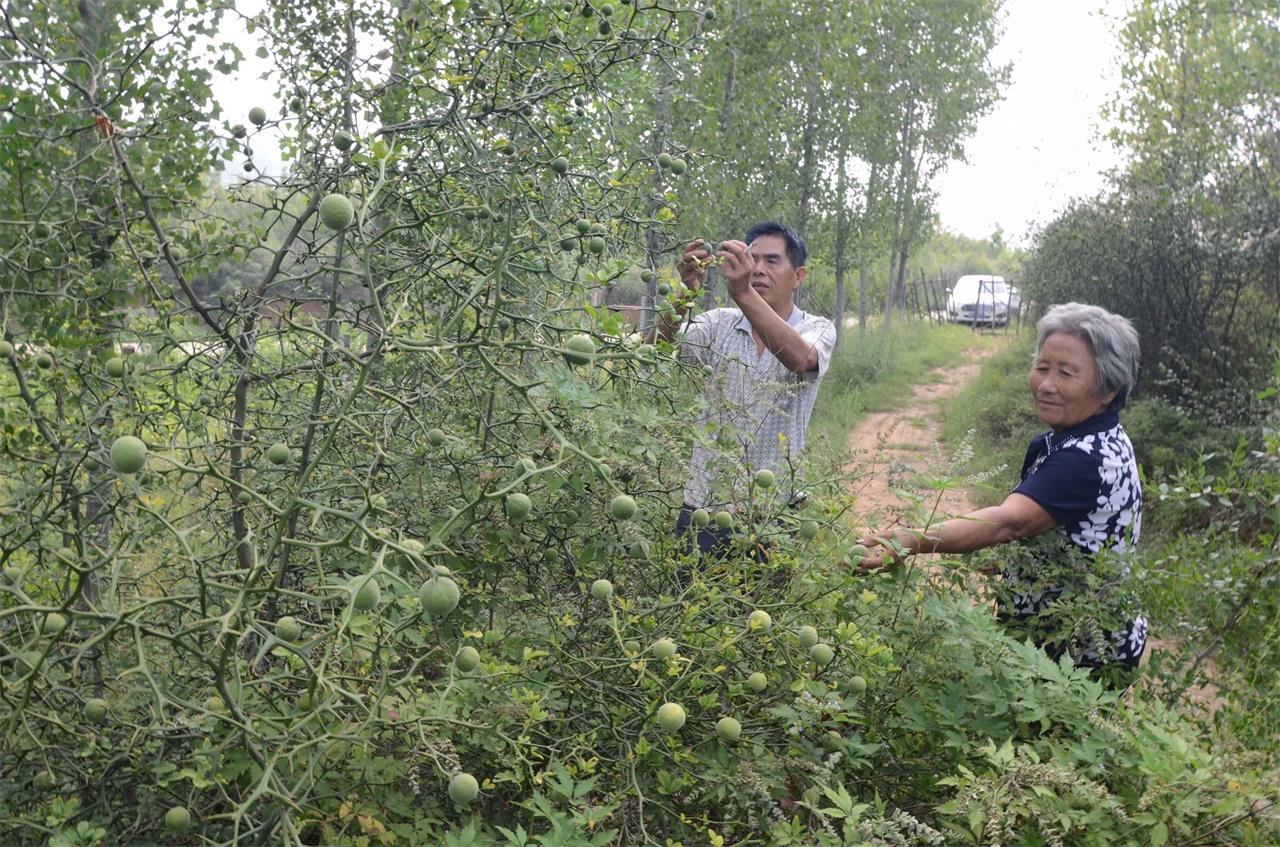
1006 410 1148 664
678 306 837 509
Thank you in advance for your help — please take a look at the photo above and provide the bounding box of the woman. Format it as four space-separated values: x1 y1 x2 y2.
859 303 1146 680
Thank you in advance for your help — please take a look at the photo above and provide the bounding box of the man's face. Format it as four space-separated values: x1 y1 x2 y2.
745 234 805 313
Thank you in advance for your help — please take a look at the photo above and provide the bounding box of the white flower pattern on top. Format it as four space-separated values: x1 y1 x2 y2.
1007 412 1147 666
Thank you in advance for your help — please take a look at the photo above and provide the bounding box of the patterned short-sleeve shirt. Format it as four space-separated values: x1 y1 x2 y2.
1006 410 1147 664
678 306 837 509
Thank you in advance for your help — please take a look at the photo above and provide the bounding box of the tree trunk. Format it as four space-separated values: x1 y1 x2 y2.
884 98 917 332
833 141 849 345
794 41 822 307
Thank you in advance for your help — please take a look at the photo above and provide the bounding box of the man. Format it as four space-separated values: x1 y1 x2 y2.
657 222 837 556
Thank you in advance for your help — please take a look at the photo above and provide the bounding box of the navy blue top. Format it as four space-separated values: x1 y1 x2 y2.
1004 410 1147 664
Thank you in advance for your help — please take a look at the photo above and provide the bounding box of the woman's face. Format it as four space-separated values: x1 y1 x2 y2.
1028 332 1118 431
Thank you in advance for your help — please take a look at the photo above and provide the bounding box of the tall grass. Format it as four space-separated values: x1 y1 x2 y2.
807 318 1014 462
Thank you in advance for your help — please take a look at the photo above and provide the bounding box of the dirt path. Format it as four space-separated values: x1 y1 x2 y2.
844 351 993 522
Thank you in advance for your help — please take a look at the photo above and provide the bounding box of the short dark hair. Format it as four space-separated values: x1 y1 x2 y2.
745 221 806 269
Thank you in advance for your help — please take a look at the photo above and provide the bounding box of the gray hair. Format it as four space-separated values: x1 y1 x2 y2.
1035 303 1140 409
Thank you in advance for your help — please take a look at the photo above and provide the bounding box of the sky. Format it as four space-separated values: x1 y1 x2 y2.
932 0 1128 246
212 1 1130 249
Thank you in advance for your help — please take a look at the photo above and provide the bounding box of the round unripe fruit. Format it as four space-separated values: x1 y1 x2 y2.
590 578 613 601
333 130 355 151
248 106 267 126
105 357 126 378
165 806 192 832
351 576 381 611
427 428 447 446
849 675 867 694
799 520 819 541
266 442 291 465
109 436 147 474
657 152 673 169
319 193 355 231
419 576 461 616
669 158 687 175
231 123 246 138
0 340 12 358
848 543 872 560
636 343 655 360
600 2 615 14
3 566 21 584
716 716 742 742
657 282 671 296
449 772 480 804
810 643 835 667
275 615 302 642
714 510 733 530
624 640 641 655
562 334 595 366
797 625 819 649
655 702 686 732
41 612 67 635
587 235 606 254
35 353 53 369
650 638 677 659
505 492 532 522
575 218 592 235
609 494 637 520
747 671 767 692
455 645 481 672
754 469 776 489
691 508 710 527
550 156 570 175
747 609 773 632
33 770 54 790
83 698 109 724
597 19 612 34
822 730 842 752
640 269 656 283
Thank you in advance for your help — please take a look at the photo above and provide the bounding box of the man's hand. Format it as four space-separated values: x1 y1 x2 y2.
717 240 754 303
854 532 907 574
677 240 712 291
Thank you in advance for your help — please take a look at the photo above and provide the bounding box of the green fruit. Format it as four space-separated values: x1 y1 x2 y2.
550 156 570 175
746 671 767 692
747 609 772 632
609 494 637 520
669 157 687 175
109 436 147 474
0 340 12 357
623 640 641 655
455 645 481 672
657 282 671 297
83 698 109 724
797 625 819 649
714 510 733 530
799 520 819 541
449 772 480 804
395 538 425 566
597 19 612 35
655 702 686 732
165 806 192 832
105 357 126 378
41 612 67 635
427 428 447 446
231 124 246 138
3 566 22 584
590 578 613 601
810 643 834 667
248 106 267 126
266 442 291 465
33 770 54 791
716 716 741 742
236 491 252 505
575 218 592 234
657 152 673 169
849 675 867 694
505 492 532 522
704 6 716 21
419 575 461 616
562 334 595 366
351 576 381 611
275 616 302 642
650 638 677 659
587 235 606 254
35 352 53 369
636 343 655 360
754 469 776 489
333 130 355 151
55 547 75 562
691 508 710 527
600 2 615 14
319 193 355 231
822 730 842 752
848 543 871 560
640 269 655 283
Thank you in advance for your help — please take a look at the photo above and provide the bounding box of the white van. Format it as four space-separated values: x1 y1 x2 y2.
947 275 1010 325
